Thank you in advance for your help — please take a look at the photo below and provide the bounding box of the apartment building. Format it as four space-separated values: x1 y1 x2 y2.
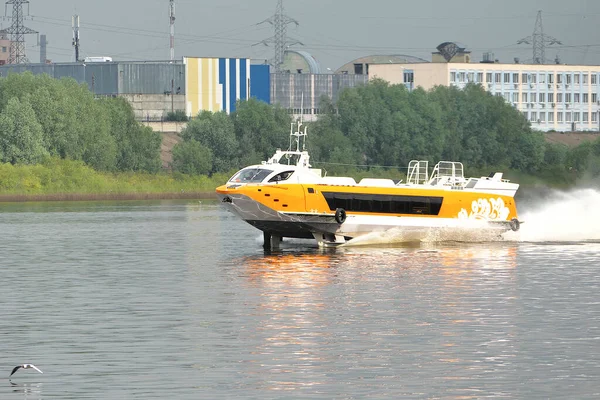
370 62 600 132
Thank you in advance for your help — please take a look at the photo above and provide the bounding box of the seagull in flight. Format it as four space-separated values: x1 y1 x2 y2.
9 364 43 378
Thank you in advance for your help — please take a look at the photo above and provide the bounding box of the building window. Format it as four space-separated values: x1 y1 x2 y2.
467 72 475 82
574 93 580 103
513 73 519 83
566 112 572 122
557 74 563 84
583 93 589 103
522 73 528 84
531 74 537 83
592 74 598 85
504 93 510 102
450 72 456 82
566 74 572 84
575 74 581 84
566 93 572 103
540 74 546 84
574 112 580 122
593 93 598 103
459 72 466 82
583 112 589 122
1 46 6 53
540 112 546 122
504 73 510 83
539 93 545 103
495 73 501 83
548 74 554 84
593 112 598 123
531 112 537 122
557 112 563 123
548 112 554 123
477 72 483 83
486 72 492 83
557 93 563 103
512 92 519 103
583 74 589 84
548 93 554 103
522 93 528 102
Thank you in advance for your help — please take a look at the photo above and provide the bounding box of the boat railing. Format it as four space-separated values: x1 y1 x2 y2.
428 161 466 186
406 160 429 184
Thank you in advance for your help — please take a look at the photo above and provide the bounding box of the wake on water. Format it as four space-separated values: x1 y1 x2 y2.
344 188 600 246
504 187 600 243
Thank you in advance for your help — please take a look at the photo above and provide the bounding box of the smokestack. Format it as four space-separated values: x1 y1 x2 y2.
169 0 175 61
40 34 47 63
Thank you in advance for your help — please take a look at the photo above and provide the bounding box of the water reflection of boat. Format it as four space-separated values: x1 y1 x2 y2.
232 244 519 393
216 121 521 249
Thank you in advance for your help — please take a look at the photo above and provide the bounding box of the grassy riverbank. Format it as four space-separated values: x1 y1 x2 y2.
0 157 579 204
0 158 226 202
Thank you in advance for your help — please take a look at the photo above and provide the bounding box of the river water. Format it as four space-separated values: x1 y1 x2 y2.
1 190 599 399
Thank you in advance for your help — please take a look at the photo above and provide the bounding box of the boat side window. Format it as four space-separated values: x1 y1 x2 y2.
322 192 443 216
230 168 274 183
268 171 294 183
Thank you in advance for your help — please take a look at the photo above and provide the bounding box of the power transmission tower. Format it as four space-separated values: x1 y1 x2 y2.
256 0 302 71
169 0 175 61
517 10 562 64
72 14 80 62
1 0 38 64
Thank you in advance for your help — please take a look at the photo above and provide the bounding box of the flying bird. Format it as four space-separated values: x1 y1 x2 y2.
9 364 43 378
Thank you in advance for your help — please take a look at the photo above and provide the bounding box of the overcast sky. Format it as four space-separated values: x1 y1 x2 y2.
7 0 600 69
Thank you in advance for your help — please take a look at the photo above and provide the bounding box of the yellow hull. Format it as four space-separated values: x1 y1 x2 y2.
216 182 519 245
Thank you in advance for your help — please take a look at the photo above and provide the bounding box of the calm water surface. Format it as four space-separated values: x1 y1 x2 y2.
1 200 599 399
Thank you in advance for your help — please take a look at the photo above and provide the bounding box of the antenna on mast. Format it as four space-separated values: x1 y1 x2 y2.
72 14 80 62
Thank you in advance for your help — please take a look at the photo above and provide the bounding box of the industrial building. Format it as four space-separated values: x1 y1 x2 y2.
0 57 270 120
2 44 597 133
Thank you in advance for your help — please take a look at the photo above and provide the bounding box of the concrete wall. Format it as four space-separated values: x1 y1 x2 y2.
142 121 187 133
121 94 186 121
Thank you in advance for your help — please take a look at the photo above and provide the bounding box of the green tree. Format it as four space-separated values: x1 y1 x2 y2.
0 97 49 164
101 97 162 173
308 97 360 174
181 110 238 173
232 98 291 165
172 140 213 175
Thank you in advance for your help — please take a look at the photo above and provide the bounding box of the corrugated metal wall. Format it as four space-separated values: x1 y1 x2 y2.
119 63 186 95
271 73 369 113
0 62 186 96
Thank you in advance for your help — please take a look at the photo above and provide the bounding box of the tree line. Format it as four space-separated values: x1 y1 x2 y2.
174 80 600 184
0 72 162 173
1 72 598 186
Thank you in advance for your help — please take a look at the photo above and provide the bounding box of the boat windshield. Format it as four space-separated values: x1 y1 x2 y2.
229 168 274 183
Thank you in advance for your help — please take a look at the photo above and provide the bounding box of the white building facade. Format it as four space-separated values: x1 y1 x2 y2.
369 62 600 132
